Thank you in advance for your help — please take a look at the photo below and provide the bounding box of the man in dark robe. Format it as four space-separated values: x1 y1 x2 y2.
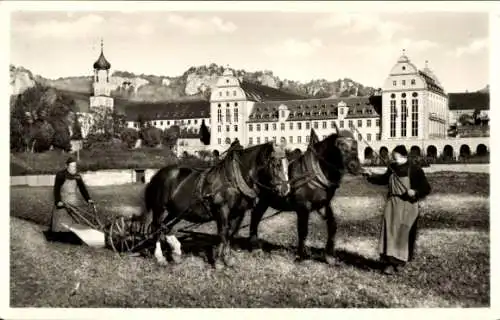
364 145 431 275
46 157 94 243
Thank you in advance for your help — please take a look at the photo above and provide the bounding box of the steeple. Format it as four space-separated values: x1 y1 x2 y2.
93 39 111 70
397 48 409 63
223 64 234 76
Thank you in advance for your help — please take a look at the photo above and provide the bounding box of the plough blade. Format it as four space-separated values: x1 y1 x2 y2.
61 223 106 248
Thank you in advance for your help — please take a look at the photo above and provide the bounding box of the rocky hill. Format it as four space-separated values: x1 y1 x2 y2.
10 63 377 102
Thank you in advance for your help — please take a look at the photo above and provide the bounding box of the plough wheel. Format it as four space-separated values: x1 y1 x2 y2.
107 216 146 254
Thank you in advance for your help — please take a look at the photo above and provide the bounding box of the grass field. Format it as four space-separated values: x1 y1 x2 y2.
10 172 489 308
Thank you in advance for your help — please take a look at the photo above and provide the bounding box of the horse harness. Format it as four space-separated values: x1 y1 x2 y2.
288 146 341 192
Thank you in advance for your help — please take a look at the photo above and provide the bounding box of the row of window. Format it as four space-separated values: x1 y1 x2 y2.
390 92 418 99
392 79 417 86
218 90 238 97
217 108 239 123
133 118 206 127
217 125 239 133
389 99 419 137
247 133 381 145
248 119 380 132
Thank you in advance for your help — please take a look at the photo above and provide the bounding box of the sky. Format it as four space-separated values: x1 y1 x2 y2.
9 10 490 92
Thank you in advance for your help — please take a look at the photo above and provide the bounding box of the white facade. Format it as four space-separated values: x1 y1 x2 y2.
126 117 210 133
209 68 255 146
381 53 448 141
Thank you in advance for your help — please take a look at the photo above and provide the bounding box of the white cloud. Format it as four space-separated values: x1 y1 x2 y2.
263 38 323 58
15 14 105 39
454 38 488 57
313 13 409 42
166 14 237 35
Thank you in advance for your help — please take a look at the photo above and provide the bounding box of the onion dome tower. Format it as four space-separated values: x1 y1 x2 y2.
90 39 114 111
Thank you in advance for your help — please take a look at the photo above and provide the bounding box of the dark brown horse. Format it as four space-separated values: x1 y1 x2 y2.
143 142 290 267
247 128 364 264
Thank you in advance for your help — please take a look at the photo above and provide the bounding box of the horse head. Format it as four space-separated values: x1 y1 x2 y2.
314 124 361 176
256 142 291 197
332 122 362 175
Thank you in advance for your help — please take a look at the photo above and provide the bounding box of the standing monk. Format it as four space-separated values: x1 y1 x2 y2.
364 145 431 275
48 157 94 240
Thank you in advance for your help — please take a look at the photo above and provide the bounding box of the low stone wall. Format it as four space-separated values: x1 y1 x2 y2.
10 164 489 187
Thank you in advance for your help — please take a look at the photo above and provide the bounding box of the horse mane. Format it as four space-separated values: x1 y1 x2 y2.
309 132 345 180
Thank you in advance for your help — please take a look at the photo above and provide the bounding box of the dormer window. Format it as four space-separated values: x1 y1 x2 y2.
226 79 229 84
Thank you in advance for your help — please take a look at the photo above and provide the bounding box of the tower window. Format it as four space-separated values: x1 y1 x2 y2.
402 66 406 71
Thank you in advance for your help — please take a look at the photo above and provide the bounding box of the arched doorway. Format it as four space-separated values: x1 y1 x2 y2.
443 145 454 160
364 147 374 164
410 146 421 157
476 144 488 156
426 145 437 158
379 146 389 165
460 144 471 158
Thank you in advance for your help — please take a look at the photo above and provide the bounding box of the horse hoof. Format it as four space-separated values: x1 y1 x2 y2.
325 255 337 266
156 258 168 266
171 254 182 264
224 257 235 267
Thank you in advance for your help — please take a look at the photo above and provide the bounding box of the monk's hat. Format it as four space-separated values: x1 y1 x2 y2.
66 156 77 165
392 145 408 157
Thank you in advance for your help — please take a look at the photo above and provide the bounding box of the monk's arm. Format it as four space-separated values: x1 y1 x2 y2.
76 175 91 202
53 171 65 206
366 167 391 185
411 167 431 200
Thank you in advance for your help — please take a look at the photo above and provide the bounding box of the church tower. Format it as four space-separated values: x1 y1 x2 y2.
89 39 114 111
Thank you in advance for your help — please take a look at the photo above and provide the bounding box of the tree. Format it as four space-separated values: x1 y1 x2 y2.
121 128 140 149
71 114 83 140
141 127 162 147
163 125 180 148
459 113 474 126
199 119 210 145
51 119 72 151
10 84 75 153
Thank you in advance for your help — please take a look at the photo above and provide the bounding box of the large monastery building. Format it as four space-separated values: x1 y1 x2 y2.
80 43 489 163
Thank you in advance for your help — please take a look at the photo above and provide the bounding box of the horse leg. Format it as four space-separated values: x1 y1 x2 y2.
324 204 338 265
229 210 245 241
151 208 168 266
165 234 182 264
214 204 234 268
248 200 268 252
296 207 311 261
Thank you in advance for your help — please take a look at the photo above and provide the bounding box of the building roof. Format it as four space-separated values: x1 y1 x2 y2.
239 81 307 102
121 99 210 121
448 92 490 111
247 96 379 123
418 70 445 96
93 41 111 70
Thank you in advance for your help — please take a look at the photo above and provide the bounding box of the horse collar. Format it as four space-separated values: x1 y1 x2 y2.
230 156 258 199
305 149 334 188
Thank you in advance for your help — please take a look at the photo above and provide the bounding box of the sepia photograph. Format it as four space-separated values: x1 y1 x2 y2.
3 0 496 316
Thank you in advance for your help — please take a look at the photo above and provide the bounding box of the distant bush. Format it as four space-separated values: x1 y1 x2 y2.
121 128 140 148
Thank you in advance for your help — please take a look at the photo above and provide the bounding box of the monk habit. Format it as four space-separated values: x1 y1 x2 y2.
367 161 431 264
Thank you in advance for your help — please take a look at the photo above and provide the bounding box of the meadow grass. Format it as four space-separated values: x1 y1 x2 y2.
10 172 489 307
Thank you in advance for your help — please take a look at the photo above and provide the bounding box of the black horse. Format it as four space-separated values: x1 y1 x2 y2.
143 142 290 267
246 127 364 264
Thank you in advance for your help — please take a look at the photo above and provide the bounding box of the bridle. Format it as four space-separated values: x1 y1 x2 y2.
232 147 290 194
